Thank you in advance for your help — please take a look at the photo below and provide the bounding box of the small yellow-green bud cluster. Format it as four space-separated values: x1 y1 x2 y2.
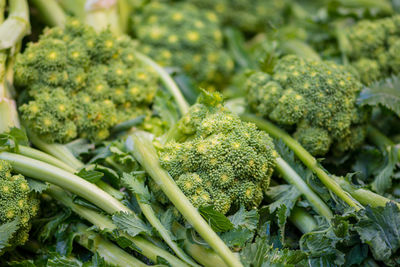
158 93 276 214
246 55 368 156
15 19 159 143
133 1 234 91
343 15 400 84
0 160 39 251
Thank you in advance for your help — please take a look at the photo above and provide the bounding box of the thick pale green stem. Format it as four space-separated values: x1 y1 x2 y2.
0 0 29 132
138 201 200 267
75 223 148 267
367 125 400 160
335 177 400 209
127 131 243 267
170 222 229 267
29 0 66 27
241 114 361 210
289 207 317 234
0 0 29 50
276 157 333 220
0 152 130 214
28 131 84 170
134 52 190 115
47 185 188 267
18 145 76 172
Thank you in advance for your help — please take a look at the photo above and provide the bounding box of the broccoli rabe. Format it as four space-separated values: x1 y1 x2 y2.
0 160 39 251
15 19 158 143
133 1 234 91
158 92 276 214
246 55 367 156
341 15 400 84
181 0 289 35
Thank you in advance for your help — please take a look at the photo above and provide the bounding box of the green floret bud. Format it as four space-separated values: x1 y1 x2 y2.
133 1 233 90
352 58 382 85
159 92 276 214
246 55 368 156
342 15 400 84
293 123 332 156
0 160 39 253
15 19 159 144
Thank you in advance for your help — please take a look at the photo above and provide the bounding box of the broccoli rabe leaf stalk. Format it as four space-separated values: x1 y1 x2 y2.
159 91 276 214
14 18 159 144
0 0 30 133
132 1 234 91
121 172 201 267
45 185 188 267
0 142 189 266
127 130 244 267
0 160 39 254
241 114 400 210
67 222 150 267
246 55 368 156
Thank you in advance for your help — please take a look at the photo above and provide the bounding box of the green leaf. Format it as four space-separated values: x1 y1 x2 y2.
47 254 82 267
76 169 104 184
65 138 94 158
121 172 151 204
0 219 19 252
300 220 346 266
355 202 400 263
265 184 301 214
153 89 179 126
277 205 288 245
37 210 71 242
7 260 36 267
198 206 234 232
27 178 48 193
228 206 259 231
357 75 400 117
371 146 399 194
112 212 152 237
221 228 253 248
240 235 305 267
0 127 28 152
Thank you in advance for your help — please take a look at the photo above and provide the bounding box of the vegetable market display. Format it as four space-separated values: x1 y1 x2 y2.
1 0 400 267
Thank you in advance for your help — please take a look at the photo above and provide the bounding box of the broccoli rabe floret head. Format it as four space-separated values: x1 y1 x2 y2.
15 19 159 143
133 1 234 91
246 55 368 156
158 92 276 214
342 15 400 84
182 0 288 35
0 160 39 252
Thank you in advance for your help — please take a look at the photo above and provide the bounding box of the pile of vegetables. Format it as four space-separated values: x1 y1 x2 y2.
1 0 400 266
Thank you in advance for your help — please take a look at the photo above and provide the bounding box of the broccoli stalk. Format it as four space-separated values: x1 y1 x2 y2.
127 130 244 267
275 157 333 219
367 125 400 161
46 185 188 267
0 0 29 133
289 207 318 234
241 113 400 209
73 223 149 267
